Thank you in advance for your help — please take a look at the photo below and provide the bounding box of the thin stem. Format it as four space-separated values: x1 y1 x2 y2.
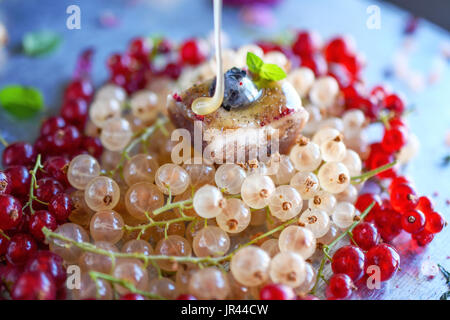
89 271 165 300
108 117 168 177
22 154 44 214
310 201 376 295
0 229 11 241
153 198 193 216
351 161 397 185
0 134 8 147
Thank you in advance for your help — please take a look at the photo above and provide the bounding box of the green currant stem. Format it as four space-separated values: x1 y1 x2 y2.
124 215 197 232
0 229 11 241
152 198 193 216
108 117 168 177
351 160 397 185
22 154 44 214
0 134 8 147
88 271 165 300
310 201 376 295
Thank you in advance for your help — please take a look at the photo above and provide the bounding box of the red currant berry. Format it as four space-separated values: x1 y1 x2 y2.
370 85 388 102
0 170 11 195
355 193 381 222
0 264 22 291
48 125 82 153
415 196 433 215
365 244 400 282
260 283 295 300
107 53 132 74
163 62 183 80
351 222 380 250
381 126 407 153
64 79 94 103
368 151 396 179
120 293 145 300
40 116 67 137
340 54 363 76
412 229 434 246
424 211 445 234
0 194 23 230
35 178 64 205
324 36 355 62
43 156 70 187
80 136 103 159
11 271 56 300
388 176 410 194
388 117 406 130
61 99 88 131
0 233 10 255
326 273 354 300
328 63 353 88
401 209 426 234
2 142 36 168
157 38 173 54
374 208 402 242
256 41 284 54
390 183 418 212
331 245 366 281
128 37 151 59
6 233 37 265
383 94 405 115
180 39 206 65
292 31 320 57
4 165 31 198
28 210 57 241
300 53 327 76
49 193 72 223
25 251 66 287
176 294 197 300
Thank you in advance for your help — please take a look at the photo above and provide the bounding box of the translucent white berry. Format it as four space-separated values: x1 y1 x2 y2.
290 172 319 200
298 208 331 238
318 161 350 194
215 164 246 195
289 139 322 172
241 174 275 209
268 185 303 221
193 185 226 218
331 202 358 229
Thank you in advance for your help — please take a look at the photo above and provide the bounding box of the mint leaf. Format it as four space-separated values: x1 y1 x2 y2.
0 86 44 119
246 52 264 74
23 31 61 56
260 63 287 81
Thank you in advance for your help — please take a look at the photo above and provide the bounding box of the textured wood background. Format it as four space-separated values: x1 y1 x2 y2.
0 0 449 299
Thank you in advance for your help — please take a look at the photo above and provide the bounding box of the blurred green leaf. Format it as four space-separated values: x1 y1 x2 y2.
0 85 44 119
23 30 61 56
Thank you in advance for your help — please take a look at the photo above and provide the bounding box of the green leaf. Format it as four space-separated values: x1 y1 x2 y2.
259 63 287 81
23 30 61 56
0 85 44 119
246 52 264 74
438 264 450 284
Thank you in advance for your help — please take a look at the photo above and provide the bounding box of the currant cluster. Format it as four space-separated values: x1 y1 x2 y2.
0 30 446 301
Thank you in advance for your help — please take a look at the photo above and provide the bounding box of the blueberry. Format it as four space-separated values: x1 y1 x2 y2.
210 67 261 111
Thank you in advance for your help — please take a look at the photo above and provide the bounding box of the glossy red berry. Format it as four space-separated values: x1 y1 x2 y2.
2 142 36 168
383 94 405 115
128 37 151 60
107 53 132 74
0 170 11 195
365 244 400 282
40 116 67 137
48 125 82 153
43 156 70 187
180 39 206 65
4 165 31 198
324 36 355 62
401 209 426 234
163 62 183 80
64 79 94 103
49 193 72 223
370 85 388 102
0 233 10 255
424 211 445 234
326 274 354 300
0 264 22 291
120 293 145 300
381 126 407 153
176 294 197 300
11 271 56 300
61 99 88 131
415 196 433 215
0 194 23 230
412 229 434 246
388 176 410 194
292 31 320 57
80 136 103 159
351 222 380 250
355 193 381 222
331 245 366 281
6 233 37 265
35 178 64 205
28 210 58 241
368 151 396 179
25 251 66 287
259 283 295 300
390 183 418 212
374 208 402 242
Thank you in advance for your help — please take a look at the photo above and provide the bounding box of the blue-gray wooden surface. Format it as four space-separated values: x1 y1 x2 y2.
0 0 449 299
